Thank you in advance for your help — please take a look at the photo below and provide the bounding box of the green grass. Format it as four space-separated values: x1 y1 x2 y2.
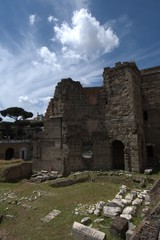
0 173 159 240
0 159 24 168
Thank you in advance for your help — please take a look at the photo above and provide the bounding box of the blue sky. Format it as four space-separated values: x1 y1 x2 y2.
0 0 160 117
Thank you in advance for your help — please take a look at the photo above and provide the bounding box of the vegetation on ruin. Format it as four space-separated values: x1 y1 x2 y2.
0 171 160 240
0 107 43 140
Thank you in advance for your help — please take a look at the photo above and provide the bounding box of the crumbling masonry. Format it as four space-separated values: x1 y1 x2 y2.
33 62 160 175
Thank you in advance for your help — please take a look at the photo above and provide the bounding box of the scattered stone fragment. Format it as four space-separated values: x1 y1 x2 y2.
122 206 136 216
128 222 136 231
81 217 92 226
144 169 152 175
126 229 134 240
121 199 128 205
94 218 104 224
132 198 143 206
41 209 61 222
5 215 14 220
110 216 128 239
103 206 122 218
125 193 134 202
141 207 149 217
72 221 106 240
22 204 32 209
94 209 100 216
115 193 123 199
120 214 132 221
108 198 125 209
95 201 106 210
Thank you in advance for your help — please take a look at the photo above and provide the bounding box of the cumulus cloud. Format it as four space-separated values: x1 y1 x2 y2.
0 6 121 117
54 9 119 60
29 14 38 25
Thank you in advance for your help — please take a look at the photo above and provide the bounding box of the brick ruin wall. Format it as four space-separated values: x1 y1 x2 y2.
141 66 160 167
0 141 32 160
33 62 160 175
33 79 111 175
103 62 146 172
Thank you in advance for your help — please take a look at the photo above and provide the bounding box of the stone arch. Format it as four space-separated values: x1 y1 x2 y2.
6 148 15 160
112 140 125 170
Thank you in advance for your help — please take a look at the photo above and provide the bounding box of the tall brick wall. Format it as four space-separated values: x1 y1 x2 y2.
33 62 160 175
103 62 146 172
34 78 111 174
141 66 160 167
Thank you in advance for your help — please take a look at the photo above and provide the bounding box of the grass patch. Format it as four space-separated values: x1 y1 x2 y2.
0 173 159 240
0 159 24 169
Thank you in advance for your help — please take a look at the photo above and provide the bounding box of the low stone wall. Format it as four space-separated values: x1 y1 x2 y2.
130 179 160 240
49 175 89 187
0 162 32 182
130 203 160 240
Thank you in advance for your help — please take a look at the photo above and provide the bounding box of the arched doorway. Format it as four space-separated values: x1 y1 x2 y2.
19 147 27 160
6 148 15 160
112 140 124 170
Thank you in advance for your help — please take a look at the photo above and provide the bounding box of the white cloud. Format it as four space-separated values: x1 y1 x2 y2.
19 95 51 106
48 15 58 23
29 14 38 25
37 46 61 69
19 96 38 104
54 9 119 60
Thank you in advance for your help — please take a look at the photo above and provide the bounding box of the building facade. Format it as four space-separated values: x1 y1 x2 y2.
33 62 160 175
0 140 32 160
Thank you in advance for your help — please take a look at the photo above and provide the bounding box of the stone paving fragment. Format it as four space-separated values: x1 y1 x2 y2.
41 209 61 222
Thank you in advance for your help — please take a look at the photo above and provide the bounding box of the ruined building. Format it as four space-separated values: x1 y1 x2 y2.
33 62 160 175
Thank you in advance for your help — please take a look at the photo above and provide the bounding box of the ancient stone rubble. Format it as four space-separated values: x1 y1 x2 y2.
72 183 153 238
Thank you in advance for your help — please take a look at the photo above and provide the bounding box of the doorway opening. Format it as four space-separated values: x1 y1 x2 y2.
6 148 14 160
112 140 125 170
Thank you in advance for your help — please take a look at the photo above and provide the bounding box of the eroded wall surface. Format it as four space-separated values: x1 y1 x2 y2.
33 62 160 174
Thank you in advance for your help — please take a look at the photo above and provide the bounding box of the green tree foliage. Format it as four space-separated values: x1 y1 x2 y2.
0 107 33 121
0 107 33 139
0 121 14 139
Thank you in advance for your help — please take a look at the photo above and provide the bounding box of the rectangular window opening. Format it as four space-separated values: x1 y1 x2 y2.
143 111 148 121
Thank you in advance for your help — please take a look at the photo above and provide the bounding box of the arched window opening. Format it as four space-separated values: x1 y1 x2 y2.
6 148 14 160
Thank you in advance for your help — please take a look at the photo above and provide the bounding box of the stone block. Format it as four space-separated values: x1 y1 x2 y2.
122 206 136 216
72 222 106 240
108 199 125 209
126 229 134 240
110 216 128 239
103 206 122 218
